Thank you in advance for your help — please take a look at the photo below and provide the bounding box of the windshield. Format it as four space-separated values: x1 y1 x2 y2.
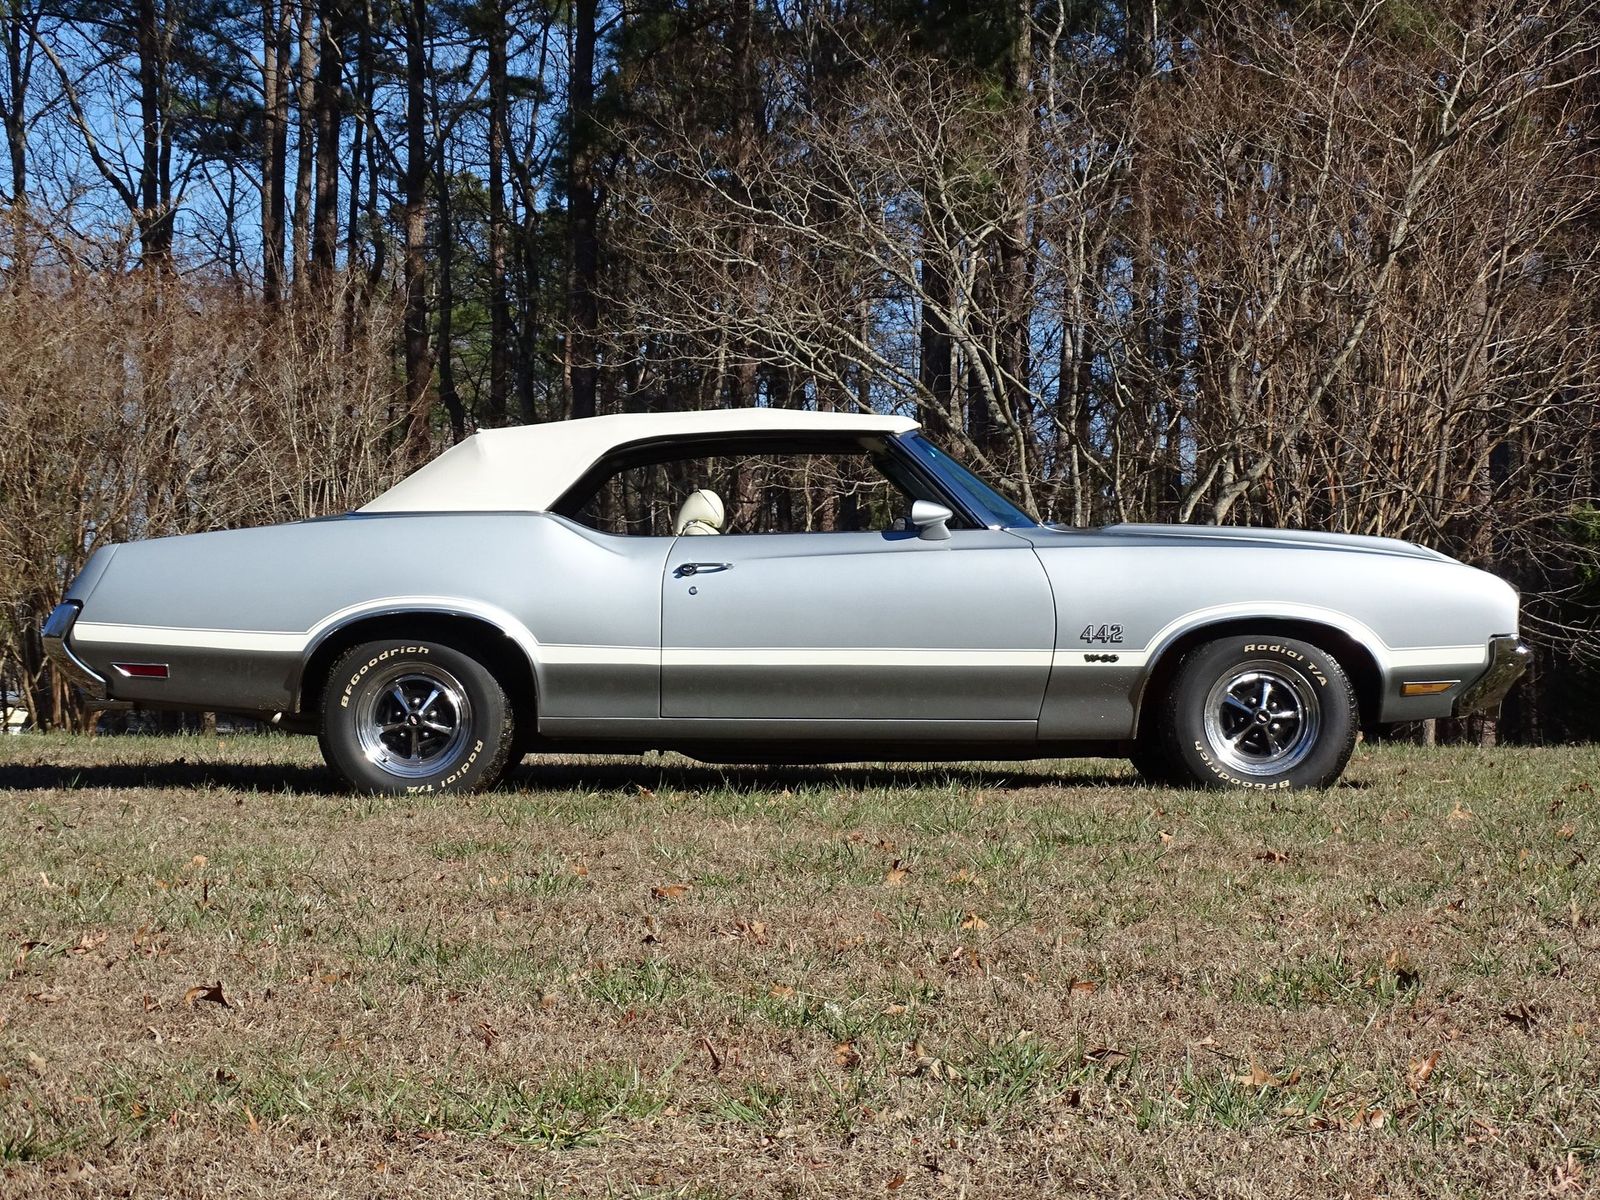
901 434 1038 528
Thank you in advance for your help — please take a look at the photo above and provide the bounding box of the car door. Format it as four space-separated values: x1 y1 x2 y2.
660 528 1056 729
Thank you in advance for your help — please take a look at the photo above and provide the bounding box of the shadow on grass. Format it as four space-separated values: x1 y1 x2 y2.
504 758 1141 793
0 755 1141 795
0 760 339 794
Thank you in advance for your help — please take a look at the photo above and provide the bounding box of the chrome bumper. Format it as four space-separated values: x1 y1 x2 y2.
42 602 110 702
1453 636 1530 717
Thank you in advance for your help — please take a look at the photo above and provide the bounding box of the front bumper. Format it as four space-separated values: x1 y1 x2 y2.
1453 636 1530 717
42 602 111 702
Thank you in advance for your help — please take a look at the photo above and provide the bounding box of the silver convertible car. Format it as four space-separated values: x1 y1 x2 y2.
44 408 1527 793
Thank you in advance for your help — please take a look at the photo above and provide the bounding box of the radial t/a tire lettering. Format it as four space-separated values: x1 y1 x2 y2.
318 639 516 795
1160 635 1358 791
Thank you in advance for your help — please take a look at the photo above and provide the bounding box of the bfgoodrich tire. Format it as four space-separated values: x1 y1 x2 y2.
1161 635 1357 791
319 639 515 795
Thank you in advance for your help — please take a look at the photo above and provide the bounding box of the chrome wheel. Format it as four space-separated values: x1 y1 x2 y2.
355 666 473 779
1202 663 1321 777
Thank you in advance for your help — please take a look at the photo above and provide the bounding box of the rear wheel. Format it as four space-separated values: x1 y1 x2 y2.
319 639 516 795
1158 635 1357 790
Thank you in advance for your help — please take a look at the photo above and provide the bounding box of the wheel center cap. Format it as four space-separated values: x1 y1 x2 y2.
1254 709 1271 723
407 713 421 727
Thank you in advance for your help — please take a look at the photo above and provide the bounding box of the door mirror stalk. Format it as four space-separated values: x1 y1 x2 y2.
910 501 953 542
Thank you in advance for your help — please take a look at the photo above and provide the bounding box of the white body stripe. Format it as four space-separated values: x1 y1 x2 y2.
72 622 308 654
661 647 1053 669
70 626 1487 675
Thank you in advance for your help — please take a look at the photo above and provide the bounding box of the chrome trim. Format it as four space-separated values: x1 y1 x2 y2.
1453 637 1530 717
355 664 473 779
1202 661 1322 776
41 602 111 701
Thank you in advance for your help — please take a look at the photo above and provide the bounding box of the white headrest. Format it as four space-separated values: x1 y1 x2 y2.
674 488 725 535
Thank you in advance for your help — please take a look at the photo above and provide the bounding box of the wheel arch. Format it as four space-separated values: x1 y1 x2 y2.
1133 615 1383 738
295 605 539 723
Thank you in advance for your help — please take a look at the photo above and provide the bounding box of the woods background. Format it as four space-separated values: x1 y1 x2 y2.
0 0 1596 739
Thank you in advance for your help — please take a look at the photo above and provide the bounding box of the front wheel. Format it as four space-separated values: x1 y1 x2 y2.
319 639 516 795
1158 636 1357 790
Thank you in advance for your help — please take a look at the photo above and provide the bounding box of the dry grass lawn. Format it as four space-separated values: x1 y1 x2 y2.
0 734 1596 1198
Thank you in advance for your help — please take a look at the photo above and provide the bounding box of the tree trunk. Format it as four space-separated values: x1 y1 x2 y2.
260 0 290 303
309 0 341 286
135 0 172 268
2 0 32 268
400 0 433 460
565 0 599 420
291 0 316 291
486 1 509 425
918 249 953 431
994 0 1032 429
435 140 466 440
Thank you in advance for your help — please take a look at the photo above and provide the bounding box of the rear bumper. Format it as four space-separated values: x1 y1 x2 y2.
1453 636 1530 717
42 602 111 702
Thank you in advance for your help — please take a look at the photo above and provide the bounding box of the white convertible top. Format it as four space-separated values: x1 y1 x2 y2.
361 407 921 514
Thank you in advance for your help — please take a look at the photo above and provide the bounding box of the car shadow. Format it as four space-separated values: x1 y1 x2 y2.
504 759 1139 793
0 760 340 794
0 756 1141 795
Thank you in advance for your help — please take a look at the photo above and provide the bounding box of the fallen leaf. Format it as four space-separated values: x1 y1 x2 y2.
1069 979 1097 995
25 1052 46 1077
908 1040 948 1079
27 986 67 1004
834 1040 861 1069
886 1174 907 1191
183 982 229 1008
1551 1152 1585 1195
1159 830 1174 846
1084 1046 1130 1067
570 862 590 877
635 784 656 800
650 883 691 901
1383 949 1422 990
1254 849 1289 864
190 855 208 868
1466 1115 1502 1145
1407 1049 1441 1093
881 1002 908 1015
1234 1058 1300 1088
959 911 988 931
1448 798 1472 822
944 869 984 887
725 919 768 944
768 984 796 1000
71 931 109 955
1503 1001 1542 1031
883 860 911 886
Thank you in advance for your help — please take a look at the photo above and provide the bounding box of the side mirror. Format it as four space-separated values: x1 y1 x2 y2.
910 500 953 542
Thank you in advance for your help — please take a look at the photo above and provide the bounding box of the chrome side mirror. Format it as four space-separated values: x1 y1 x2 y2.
910 500 952 542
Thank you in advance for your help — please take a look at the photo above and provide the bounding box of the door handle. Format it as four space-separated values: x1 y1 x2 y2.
675 562 732 578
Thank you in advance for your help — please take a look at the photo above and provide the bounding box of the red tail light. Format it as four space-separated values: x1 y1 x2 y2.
112 663 170 679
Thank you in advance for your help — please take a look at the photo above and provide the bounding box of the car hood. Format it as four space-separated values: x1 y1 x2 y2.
1039 522 1457 563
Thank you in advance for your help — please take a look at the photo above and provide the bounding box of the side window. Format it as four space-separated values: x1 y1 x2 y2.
567 448 917 536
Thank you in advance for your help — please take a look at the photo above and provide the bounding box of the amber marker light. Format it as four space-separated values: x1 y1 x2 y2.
1400 680 1457 697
